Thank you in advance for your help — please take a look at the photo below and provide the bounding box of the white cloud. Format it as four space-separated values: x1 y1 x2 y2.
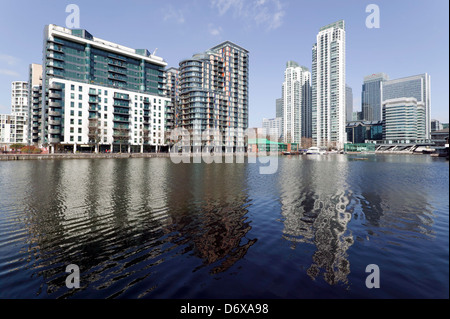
0 54 20 66
209 24 223 36
211 0 285 30
0 69 20 77
163 5 185 24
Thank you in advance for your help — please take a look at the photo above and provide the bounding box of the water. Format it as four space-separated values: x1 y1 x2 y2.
0 154 448 299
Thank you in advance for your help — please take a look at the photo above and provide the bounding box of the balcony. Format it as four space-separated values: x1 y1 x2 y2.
48 119 61 126
48 110 61 116
49 92 62 99
48 101 62 107
108 73 127 82
113 93 130 100
49 128 61 135
48 45 64 53
49 137 61 144
47 61 64 69
46 53 64 61
113 116 130 123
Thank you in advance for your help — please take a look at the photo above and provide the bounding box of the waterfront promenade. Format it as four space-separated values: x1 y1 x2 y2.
0 152 172 161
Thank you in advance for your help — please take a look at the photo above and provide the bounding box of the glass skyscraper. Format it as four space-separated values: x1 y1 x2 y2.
361 73 389 121
382 74 431 138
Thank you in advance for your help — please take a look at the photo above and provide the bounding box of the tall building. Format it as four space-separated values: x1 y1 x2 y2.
165 67 180 130
431 119 443 132
282 61 311 144
11 81 28 115
28 63 43 145
382 97 426 142
276 97 284 140
276 98 283 119
38 24 169 152
382 73 431 138
312 20 346 149
262 117 282 140
345 85 353 123
179 41 249 151
361 73 389 121
0 113 28 147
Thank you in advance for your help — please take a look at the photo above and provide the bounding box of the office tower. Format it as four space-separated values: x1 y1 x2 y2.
276 97 284 140
382 97 426 141
179 41 249 152
282 61 311 144
11 81 28 115
431 119 443 132
39 24 169 152
361 73 389 121
345 85 353 123
382 73 431 138
346 120 383 144
312 20 346 149
276 98 283 119
262 117 282 140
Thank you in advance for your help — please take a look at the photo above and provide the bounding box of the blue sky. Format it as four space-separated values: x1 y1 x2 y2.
0 0 448 126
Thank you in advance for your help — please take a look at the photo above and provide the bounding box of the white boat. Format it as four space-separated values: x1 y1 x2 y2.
306 147 327 155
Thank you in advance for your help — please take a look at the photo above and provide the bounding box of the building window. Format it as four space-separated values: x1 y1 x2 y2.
78 136 82 142
71 85 75 91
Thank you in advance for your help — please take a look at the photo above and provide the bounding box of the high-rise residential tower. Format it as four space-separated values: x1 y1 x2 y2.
38 24 169 153
165 67 180 130
312 20 346 149
11 81 28 115
361 73 389 121
179 41 249 152
28 63 43 145
282 61 311 144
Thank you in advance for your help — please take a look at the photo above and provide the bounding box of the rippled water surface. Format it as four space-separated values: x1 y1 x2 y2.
0 155 448 298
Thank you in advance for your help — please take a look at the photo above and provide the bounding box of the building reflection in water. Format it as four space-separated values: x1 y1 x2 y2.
278 155 353 285
163 163 256 274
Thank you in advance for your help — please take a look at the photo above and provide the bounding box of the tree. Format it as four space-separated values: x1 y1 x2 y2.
10 143 25 152
113 126 130 153
88 118 101 153
301 137 313 149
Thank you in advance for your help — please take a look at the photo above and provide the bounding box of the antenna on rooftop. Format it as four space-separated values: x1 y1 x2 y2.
152 48 158 56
